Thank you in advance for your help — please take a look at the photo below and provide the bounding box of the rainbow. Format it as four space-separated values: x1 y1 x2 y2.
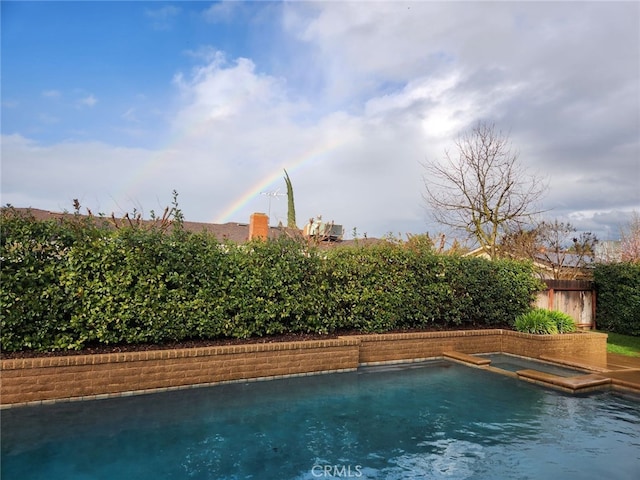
106 138 344 224
105 55 351 222
213 140 344 224
105 119 345 224
104 111 224 216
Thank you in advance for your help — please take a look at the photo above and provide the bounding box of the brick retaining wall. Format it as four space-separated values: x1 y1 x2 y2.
355 329 607 365
501 329 607 364
0 330 607 407
1 339 360 406
355 330 504 365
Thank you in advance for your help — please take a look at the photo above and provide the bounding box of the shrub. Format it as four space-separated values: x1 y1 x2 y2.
514 308 577 334
546 310 577 333
514 309 558 334
0 207 109 351
0 207 544 352
594 263 640 336
322 243 541 332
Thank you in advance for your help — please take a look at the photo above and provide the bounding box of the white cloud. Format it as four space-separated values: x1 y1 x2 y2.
2 50 428 236
42 90 61 98
163 51 432 234
122 108 138 122
78 94 98 108
184 45 225 64
3 1 638 242
145 5 181 30
37 113 59 124
145 5 180 19
171 54 294 126
202 1 238 23
2 99 19 108
1 134 154 213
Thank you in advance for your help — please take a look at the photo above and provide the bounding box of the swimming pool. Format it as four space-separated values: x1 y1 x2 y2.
2 361 639 479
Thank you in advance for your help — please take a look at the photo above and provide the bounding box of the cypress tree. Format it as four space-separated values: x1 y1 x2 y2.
284 169 297 229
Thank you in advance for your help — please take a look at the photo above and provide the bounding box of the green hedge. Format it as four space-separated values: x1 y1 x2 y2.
1 208 542 352
594 262 640 336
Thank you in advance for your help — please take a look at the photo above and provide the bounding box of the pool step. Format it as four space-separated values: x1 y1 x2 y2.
443 351 491 367
444 352 618 394
539 354 610 373
516 369 611 393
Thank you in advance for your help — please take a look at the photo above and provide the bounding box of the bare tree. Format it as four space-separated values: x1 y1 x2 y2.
536 220 597 280
501 221 597 279
422 122 547 259
500 226 541 260
620 211 640 263
593 212 640 263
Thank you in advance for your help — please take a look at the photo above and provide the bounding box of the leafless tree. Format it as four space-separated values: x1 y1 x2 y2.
536 220 597 280
594 212 640 263
620 211 640 263
422 122 547 259
501 221 597 279
499 227 541 260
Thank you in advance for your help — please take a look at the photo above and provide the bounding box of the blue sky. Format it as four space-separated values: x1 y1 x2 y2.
2 1 639 241
2 1 282 146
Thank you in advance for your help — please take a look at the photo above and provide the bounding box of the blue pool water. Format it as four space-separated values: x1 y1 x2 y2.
2 361 639 480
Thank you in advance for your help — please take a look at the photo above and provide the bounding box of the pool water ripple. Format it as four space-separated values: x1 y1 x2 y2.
2 362 639 479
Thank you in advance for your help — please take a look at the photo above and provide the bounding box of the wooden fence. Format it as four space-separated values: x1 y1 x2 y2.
534 280 596 329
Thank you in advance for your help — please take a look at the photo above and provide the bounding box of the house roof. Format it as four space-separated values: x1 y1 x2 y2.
2 207 346 245
464 245 594 265
463 244 594 279
534 251 595 269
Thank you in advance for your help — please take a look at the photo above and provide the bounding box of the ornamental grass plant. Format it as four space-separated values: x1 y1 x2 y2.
514 308 577 334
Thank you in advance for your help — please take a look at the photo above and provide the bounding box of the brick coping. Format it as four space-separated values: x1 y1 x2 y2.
346 329 604 340
1 338 361 370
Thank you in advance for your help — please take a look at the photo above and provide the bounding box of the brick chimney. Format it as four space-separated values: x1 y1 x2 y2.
249 213 269 240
